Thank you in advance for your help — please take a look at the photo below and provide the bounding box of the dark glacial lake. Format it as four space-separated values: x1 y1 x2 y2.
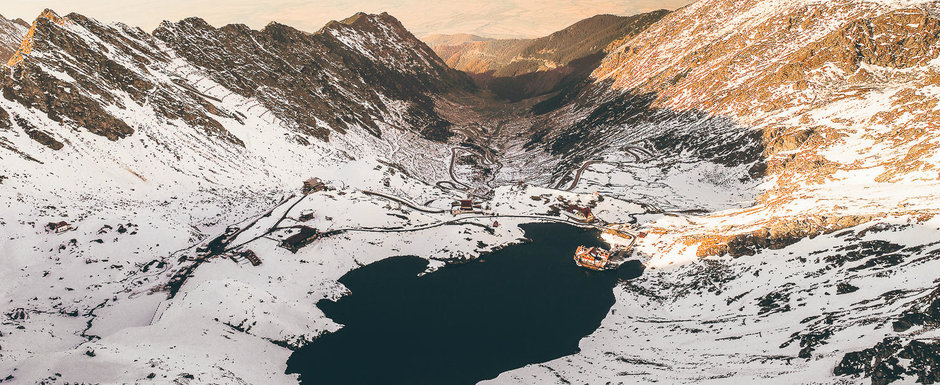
286 222 645 385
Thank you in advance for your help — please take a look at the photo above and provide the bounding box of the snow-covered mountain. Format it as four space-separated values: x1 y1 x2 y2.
575 0 940 263
0 9 482 384
491 0 940 383
1 1 939 384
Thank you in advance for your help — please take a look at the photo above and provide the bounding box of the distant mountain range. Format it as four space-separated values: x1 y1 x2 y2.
424 11 669 100
0 13 28 61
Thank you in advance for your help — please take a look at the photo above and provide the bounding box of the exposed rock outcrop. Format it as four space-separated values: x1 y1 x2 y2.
155 12 473 141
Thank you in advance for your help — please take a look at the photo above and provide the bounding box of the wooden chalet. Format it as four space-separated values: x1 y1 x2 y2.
46 221 72 234
302 177 326 194
451 199 482 215
239 250 262 266
281 226 319 253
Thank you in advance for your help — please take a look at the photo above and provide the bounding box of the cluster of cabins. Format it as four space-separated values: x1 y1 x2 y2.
573 225 641 271
283 177 328 252
443 198 623 271
574 246 614 271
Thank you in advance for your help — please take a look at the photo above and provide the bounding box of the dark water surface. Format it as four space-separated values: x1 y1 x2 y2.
286 222 645 385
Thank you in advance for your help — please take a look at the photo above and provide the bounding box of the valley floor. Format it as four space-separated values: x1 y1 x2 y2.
3 134 937 385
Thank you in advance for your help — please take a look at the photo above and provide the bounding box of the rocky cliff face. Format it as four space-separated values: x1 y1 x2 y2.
155 12 473 141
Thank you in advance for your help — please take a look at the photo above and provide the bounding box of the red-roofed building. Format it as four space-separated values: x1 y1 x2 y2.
451 199 482 215
563 205 595 223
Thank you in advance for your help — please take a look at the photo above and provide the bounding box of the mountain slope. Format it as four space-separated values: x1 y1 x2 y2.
422 33 492 48
487 1 940 383
515 0 940 263
0 9 473 190
579 0 940 260
0 13 28 63
155 12 473 141
0 12 475 382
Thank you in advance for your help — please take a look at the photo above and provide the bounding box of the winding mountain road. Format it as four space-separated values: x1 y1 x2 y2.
447 147 473 191
554 160 601 191
552 145 653 192
336 213 600 234
362 190 446 214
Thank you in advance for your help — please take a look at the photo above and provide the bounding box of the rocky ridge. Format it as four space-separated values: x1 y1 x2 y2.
0 9 471 157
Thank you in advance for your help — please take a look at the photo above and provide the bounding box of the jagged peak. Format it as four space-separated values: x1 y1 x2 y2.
34 9 68 26
155 11 407 41
340 12 370 25
322 12 406 33
157 16 252 37
173 16 213 29
39 8 61 18
261 21 307 42
155 17 255 39
6 8 70 67
157 16 300 39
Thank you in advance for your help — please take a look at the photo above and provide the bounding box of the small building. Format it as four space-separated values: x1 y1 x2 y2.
281 226 319 253
239 250 262 266
574 246 612 271
302 177 326 194
451 199 482 215
299 210 315 222
563 205 595 223
46 221 72 234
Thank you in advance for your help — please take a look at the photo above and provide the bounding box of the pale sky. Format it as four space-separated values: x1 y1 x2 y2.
2 0 692 39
